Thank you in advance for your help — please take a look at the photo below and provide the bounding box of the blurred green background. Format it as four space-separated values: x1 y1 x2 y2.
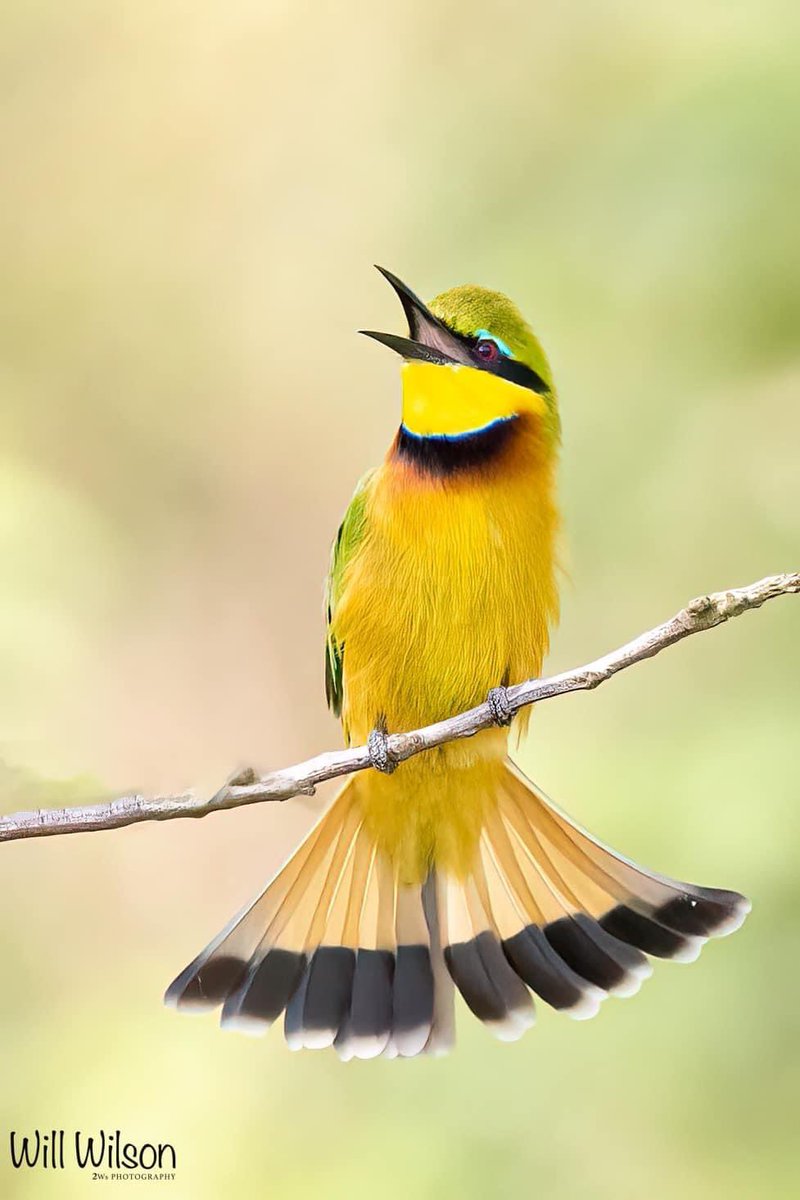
1 1 798 1197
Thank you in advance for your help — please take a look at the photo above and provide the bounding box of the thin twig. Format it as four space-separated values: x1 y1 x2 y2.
1 573 796 843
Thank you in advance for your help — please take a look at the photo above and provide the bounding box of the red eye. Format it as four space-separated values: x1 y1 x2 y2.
475 338 499 362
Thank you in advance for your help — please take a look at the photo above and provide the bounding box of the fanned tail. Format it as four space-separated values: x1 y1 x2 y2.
438 762 750 1037
165 763 749 1055
165 779 454 1059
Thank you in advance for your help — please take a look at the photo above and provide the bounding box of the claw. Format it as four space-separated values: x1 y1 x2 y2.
367 726 396 774
487 686 514 727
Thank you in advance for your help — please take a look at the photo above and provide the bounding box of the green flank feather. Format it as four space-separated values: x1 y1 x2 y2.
324 470 375 719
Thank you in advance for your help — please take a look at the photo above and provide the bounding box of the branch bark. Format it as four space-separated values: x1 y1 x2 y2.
1 572 796 844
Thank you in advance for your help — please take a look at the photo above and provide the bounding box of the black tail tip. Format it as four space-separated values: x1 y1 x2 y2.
164 954 248 1011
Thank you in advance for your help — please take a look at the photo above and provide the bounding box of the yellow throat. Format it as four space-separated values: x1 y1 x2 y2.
400 360 549 438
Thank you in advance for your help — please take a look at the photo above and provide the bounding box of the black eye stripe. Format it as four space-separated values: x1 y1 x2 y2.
459 333 550 395
493 356 550 395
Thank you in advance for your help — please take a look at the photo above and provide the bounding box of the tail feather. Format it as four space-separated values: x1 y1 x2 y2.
420 876 456 1056
165 763 750 1056
334 842 393 1060
507 764 749 960
335 947 393 1060
439 869 535 1040
389 887 435 1057
498 783 653 996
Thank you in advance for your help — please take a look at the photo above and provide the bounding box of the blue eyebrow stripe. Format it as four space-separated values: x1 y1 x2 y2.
475 329 514 359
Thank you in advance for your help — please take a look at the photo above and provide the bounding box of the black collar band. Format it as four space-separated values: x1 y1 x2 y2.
394 416 520 477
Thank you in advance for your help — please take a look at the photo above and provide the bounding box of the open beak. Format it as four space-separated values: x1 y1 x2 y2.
360 266 470 366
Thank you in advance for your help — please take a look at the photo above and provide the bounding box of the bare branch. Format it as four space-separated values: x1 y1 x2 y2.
1 572 797 844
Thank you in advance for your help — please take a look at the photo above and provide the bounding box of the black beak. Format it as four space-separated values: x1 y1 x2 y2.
360 266 471 366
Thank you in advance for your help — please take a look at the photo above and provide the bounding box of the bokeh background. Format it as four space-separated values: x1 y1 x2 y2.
1 2 798 1197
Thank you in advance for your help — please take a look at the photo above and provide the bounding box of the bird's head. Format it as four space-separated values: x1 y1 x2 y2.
361 268 559 442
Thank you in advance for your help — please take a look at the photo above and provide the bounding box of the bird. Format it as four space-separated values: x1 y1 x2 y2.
165 267 750 1058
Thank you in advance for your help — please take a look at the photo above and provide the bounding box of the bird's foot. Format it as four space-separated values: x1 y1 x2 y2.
487 686 514 727
367 725 396 774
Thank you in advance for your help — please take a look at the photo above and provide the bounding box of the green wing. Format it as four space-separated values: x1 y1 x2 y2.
324 470 375 717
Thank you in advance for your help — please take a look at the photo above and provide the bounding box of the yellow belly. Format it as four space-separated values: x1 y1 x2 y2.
332 420 559 879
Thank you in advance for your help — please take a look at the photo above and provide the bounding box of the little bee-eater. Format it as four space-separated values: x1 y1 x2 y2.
166 268 749 1057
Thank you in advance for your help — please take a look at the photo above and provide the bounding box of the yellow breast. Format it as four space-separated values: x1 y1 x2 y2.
335 419 559 744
